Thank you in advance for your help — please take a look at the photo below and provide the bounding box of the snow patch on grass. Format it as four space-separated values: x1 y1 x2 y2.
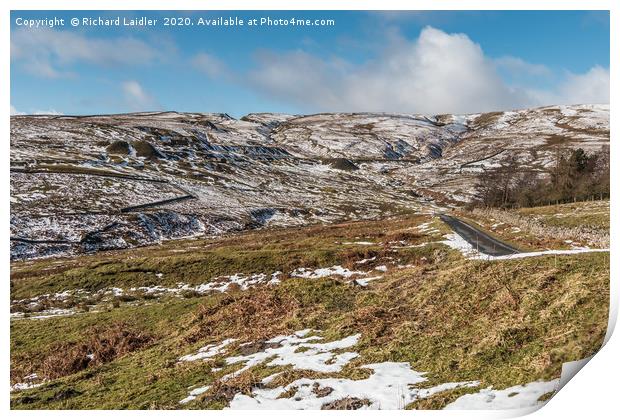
441 233 609 260
180 385 212 404
11 308 75 320
179 339 237 362
11 374 43 392
440 233 480 258
178 329 361 404
223 330 360 380
291 266 366 279
444 379 559 410
156 326 562 410
415 222 441 235
355 256 376 264
472 248 610 261
353 276 383 286
229 362 479 410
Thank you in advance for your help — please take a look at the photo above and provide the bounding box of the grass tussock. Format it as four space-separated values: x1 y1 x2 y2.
199 369 264 406
12 322 155 383
322 397 371 410
185 278 356 344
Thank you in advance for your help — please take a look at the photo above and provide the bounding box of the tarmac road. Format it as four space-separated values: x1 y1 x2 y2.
439 214 521 257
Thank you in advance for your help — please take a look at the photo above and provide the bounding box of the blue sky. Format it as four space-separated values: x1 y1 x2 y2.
10 10 610 116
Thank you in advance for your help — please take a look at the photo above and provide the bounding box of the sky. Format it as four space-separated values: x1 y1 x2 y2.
10 10 610 117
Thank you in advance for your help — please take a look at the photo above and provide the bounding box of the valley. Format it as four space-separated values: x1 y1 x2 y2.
10 104 609 260
9 104 610 410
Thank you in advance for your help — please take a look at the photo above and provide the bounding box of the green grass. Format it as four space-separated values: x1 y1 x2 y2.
10 213 610 409
11 298 209 409
517 200 609 230
10 215 431 299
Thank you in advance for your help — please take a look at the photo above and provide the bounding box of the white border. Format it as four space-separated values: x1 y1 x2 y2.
2 1 617 420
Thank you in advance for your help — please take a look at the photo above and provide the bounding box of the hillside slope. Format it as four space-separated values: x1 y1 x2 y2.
10 105 609 259
10 209 609 409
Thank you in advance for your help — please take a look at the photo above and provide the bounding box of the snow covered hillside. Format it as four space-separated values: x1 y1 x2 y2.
10 105 609 259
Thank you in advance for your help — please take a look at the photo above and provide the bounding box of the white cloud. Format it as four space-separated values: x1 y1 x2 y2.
122 80 159 111
526 66 610 107
245 26 609 114
11 28 168 78
10 105 25 115
247 26 525 114
32 109 63 115
556 66 610 105
494 56 551 77
191 52 226 78
10 105 62 116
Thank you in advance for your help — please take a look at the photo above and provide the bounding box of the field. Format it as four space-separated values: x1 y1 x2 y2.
10 205 609 409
